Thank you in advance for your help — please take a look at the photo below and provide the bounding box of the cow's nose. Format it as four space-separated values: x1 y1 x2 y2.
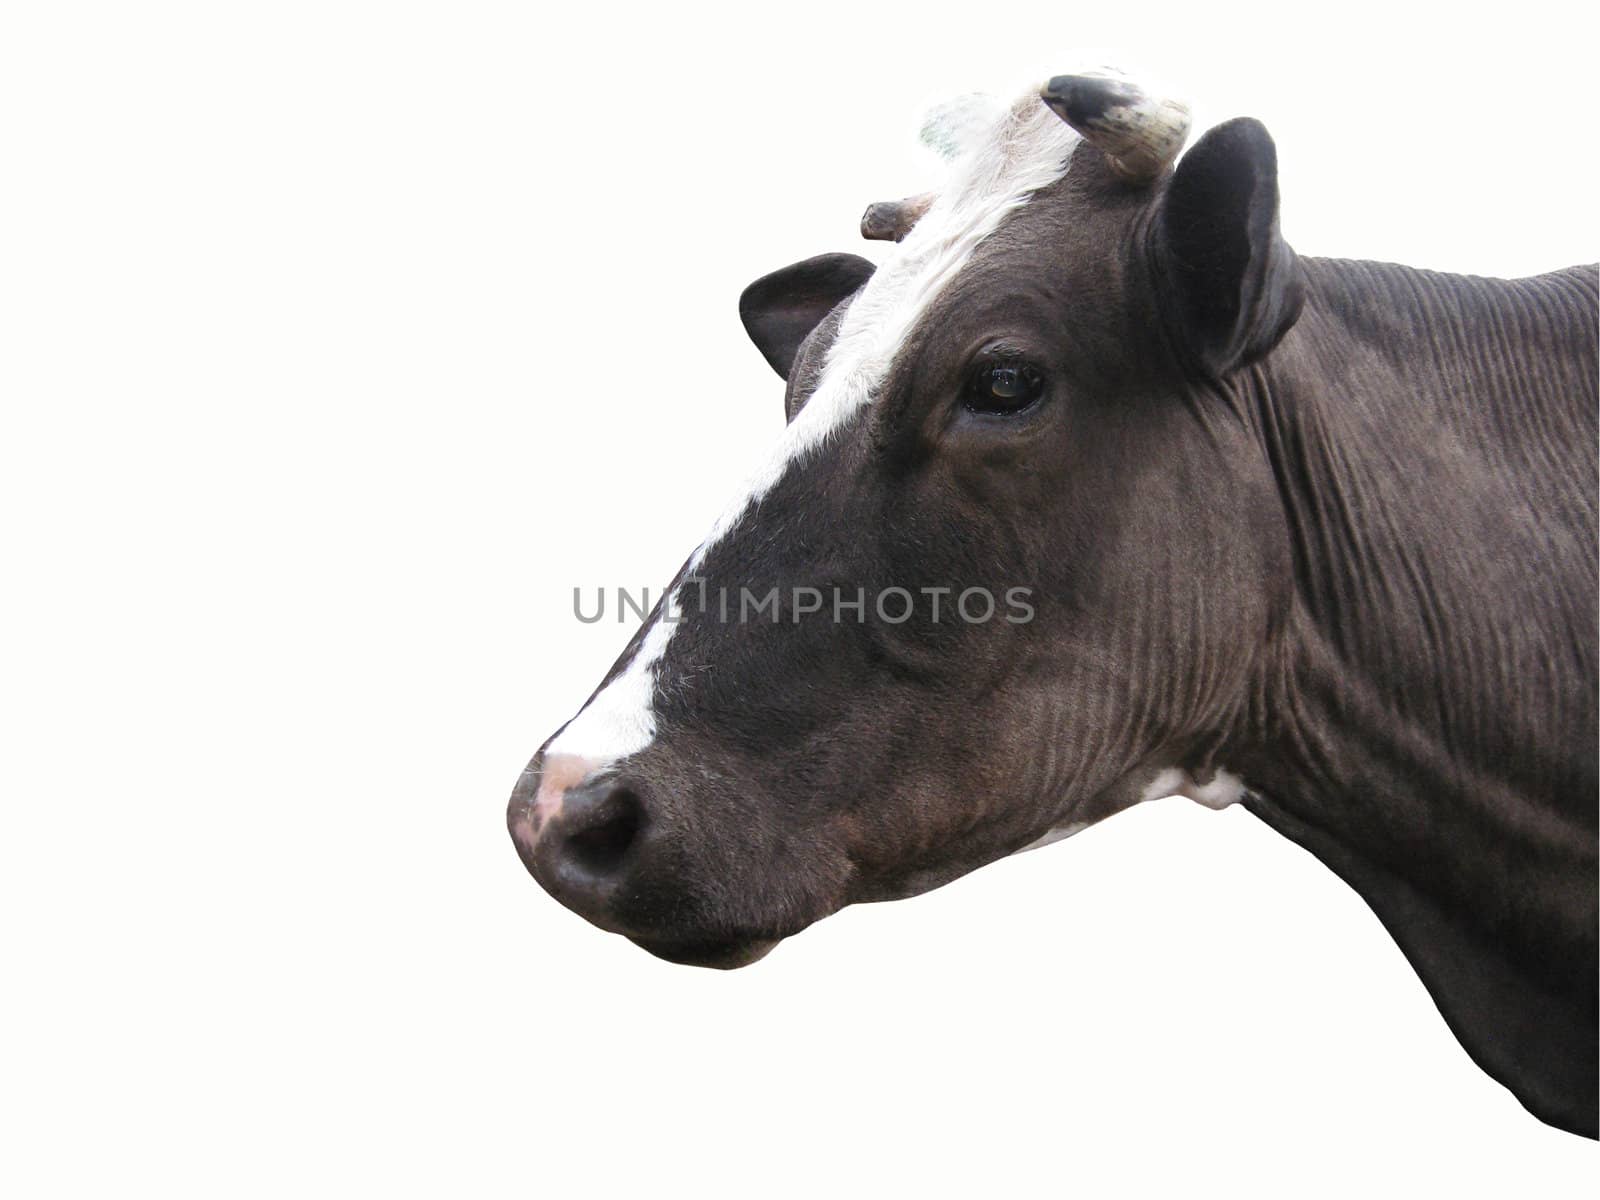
507 753 649 931
547 777 646 877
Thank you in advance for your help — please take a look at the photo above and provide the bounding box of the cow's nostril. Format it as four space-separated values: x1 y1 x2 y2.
562 787 644 875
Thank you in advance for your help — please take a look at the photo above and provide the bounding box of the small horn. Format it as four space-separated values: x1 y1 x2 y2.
860 192 935 243
1040 73 1191 183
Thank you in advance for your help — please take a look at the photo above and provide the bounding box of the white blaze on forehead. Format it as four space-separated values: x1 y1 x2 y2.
547 85 1082 767
545 615 675 762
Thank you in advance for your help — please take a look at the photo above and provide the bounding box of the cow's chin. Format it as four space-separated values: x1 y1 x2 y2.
630 935 780 970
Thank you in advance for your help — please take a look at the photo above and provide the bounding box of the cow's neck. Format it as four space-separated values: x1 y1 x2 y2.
1223 257 1598 1134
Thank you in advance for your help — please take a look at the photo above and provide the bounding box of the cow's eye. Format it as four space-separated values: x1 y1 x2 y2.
964 362 1045 415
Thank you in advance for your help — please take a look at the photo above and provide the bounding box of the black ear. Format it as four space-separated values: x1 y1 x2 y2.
738 253 876 381
1157 118 1304 375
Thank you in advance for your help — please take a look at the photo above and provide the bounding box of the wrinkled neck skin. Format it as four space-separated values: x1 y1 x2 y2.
1204 259 1598 1135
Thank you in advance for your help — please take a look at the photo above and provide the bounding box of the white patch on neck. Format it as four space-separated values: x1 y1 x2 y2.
1015 767 1248 858
1017 820 1090 853
547 86 1081 768
1141 767 1248 810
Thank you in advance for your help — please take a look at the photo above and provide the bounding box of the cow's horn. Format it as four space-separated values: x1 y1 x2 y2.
860 192 935 243
1040 73 1191 183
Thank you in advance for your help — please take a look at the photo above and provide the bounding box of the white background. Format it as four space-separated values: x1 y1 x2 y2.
3 1 1596 1195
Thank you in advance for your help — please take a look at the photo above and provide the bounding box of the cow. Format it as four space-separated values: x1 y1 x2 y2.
507 71 1599 1137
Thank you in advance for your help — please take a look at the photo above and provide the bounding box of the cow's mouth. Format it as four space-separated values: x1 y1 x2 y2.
630 935 780 970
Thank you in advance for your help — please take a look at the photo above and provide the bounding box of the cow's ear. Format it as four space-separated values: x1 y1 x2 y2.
739 253 876 381
1156 118 1304 376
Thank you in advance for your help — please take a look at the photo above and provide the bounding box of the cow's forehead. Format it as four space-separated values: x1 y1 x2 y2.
545 87 1082 766
702 90 1082 558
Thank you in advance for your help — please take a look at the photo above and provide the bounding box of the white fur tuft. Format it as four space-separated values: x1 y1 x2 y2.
919 93 1007 161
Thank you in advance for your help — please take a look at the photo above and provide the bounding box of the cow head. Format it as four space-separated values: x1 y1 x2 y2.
508 72 1305 968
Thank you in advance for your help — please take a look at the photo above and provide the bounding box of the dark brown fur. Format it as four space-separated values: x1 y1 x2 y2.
510 123 1598 1135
